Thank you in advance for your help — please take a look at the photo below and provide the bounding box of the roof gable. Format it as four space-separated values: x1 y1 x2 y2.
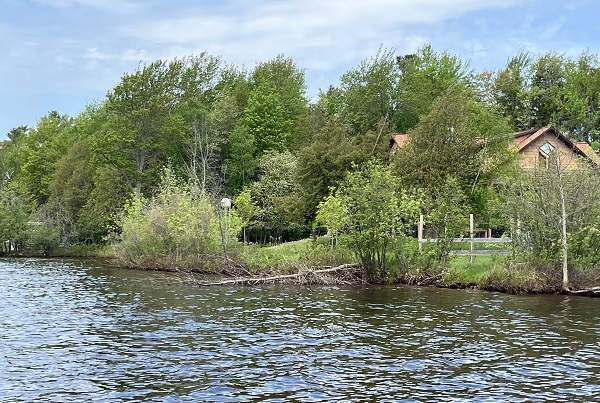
513 126 592 159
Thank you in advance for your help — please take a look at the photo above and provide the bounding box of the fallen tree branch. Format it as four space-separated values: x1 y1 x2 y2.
200 263 362 286
565 286 600 296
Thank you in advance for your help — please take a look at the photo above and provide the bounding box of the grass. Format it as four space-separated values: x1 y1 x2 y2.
443 255 499 286
442 254 560 293
242 237 356 273
450 241 510 251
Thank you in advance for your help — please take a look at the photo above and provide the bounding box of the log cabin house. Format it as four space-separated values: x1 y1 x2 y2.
389 126 600 242
512 126 600 170
389 126 600 170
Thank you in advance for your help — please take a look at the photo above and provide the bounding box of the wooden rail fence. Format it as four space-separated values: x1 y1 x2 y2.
417 214 511 261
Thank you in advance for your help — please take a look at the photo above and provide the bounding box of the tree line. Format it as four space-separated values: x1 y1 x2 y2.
3 45 600 289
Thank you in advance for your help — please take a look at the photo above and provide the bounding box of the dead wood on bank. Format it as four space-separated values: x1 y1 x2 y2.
564 286 600 296
198 263 363 286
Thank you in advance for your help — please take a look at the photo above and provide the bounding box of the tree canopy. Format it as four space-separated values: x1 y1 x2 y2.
3 46 600 287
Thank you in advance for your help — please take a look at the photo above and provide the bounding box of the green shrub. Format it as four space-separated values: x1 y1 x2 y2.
115 169 241 271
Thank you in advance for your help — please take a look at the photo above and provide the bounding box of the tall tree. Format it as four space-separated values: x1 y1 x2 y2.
47 139 96 244
177 100 225 194
244 81 291 154
529 52 567 129
394 86 513 217
249 151 302 242
246 55 308 155
493 52 533 131
500 153 600 291
17 111 75 205
96 54 222 198
395 45 470 133
250 54 307 133
338 47 400 137
296 119 366 220
557 52 600 142
0 125 29 188
224 123 256 195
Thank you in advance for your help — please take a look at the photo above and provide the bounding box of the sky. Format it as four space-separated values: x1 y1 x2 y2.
1 0 599 137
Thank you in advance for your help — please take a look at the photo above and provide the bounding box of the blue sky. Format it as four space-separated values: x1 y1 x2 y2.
1 0 599 137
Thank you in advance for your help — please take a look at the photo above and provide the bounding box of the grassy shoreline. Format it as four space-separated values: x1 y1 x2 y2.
4 238 599 296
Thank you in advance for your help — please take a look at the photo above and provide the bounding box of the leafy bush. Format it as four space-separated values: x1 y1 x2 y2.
115 169 241 270
390 237 447 284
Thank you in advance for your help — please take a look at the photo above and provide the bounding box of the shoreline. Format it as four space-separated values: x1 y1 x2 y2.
3 250 599 297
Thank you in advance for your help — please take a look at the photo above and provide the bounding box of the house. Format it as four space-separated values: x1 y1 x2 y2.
390 126 600 169
389 134 408 154
512 126 600 170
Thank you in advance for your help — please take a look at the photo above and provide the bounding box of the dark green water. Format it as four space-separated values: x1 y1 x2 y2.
1 258 599 402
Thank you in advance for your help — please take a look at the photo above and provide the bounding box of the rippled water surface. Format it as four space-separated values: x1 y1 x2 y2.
1 258 599 402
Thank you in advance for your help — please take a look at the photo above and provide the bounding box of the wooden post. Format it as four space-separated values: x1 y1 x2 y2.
418 214 424 252
470 213 474 265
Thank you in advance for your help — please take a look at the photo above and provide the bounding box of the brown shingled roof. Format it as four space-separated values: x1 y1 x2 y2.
389 134 408 152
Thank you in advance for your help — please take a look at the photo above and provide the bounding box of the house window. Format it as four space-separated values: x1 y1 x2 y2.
537 142 556 169
540 142 555 155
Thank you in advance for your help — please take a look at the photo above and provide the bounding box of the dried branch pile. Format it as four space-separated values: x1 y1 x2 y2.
199 263 363 286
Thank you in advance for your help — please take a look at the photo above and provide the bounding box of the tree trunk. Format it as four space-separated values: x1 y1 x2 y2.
549 152 570 291
559 182 569 291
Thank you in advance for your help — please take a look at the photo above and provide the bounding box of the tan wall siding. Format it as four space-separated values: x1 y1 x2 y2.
518 133 583 170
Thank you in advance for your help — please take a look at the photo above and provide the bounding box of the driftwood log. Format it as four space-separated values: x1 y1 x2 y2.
565 286 600 296
201 263 362 286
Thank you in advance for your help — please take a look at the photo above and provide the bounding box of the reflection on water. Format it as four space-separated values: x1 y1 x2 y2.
0 258 599 401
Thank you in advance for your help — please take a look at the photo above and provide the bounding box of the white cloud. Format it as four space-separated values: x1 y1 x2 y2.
2 0 599 135
32 0 142 13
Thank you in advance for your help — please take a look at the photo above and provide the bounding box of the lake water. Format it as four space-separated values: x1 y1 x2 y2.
1 258 599 402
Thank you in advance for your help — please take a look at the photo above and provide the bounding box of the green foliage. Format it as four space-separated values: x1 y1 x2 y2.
17 112 75 205
249 151 303 241
232 187 258 243
314 193 348 246
225 124 257 194
339 47 400 135
426 176 470 264
389 237 445 284
569 226 600 268
334 160 421 282
0 185 33 251
115 168 240 270
47 140 95 244
0 126 28 188
97 54 222 197
395 44 471 132
493 50 600 141
296 119 367 220
5 45 600 277
493 52 534 130
558 52 600 142
243 55 307 157
498 161 600 288
178 100 225 193
76 165 130 243
244 81 292 154
395 86 514 218
250 54 308 134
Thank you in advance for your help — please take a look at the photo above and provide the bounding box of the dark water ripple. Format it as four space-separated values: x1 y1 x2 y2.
1 258 599 402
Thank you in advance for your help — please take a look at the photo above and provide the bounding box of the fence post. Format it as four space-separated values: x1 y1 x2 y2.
470 213 474 264
418 214 424 252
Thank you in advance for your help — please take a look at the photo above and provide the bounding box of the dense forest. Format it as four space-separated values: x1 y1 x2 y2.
3 45 600 290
